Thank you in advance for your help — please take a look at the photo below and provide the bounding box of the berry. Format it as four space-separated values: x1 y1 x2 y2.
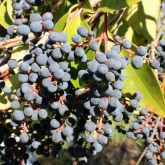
61 43 71 53
20 133 29 143
24 107 34 117
30 21 42 33
11 100 20 109
75 47 85 57
17 24 30 36
72 34 81 43
136 46 147 56
122 40 132 49
43 20 54 30
89 40 99 51
30 13 42 22
38 109 48 119
97 64 108 75
132 56 143 68
95 52 106 63
85 121 96 132
13 110 25 121
3 86 11 94
32 141 41 149
130 99 139 109
77 26 88 37
8 59 18 69
50 119 60 128
42 12 53 21
150 59 160 69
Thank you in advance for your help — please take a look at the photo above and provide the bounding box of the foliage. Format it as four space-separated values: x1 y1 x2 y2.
0 0 165 164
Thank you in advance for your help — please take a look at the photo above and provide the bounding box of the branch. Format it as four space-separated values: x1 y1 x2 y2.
0 33 36 50
135 116 161 165
104 14 108 54
108 9 126 26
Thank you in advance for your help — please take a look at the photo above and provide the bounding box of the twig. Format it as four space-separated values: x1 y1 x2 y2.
86 11 100 24
0 53 11 66
104 14 108 54
108 9 126 26
149 18 165 59
109 9 126 35
135 116 161 165
0 33 48 73
51 0 65 14
0 33 36 50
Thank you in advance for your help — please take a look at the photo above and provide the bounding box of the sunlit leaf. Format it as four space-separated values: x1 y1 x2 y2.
122 52 165 117
0 0 13 28
7 0 13 22
100 0 142 12
124 0 161 41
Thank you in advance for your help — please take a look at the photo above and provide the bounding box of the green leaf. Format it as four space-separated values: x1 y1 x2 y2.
55 12 69 31
100 0 142 12
53 0 68 22
11 45 29 60
82 0 93 13
0 74 19 111
7 0 14 22
64 13 90 88
0 0 13 28
123 59 165 117
114 19 146 46
64 12 90 43
0 45 29 111
124 0 161 41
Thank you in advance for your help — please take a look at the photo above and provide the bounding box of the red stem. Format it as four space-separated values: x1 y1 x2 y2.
0 69 10 80
159 118 163 152
103 14 108 54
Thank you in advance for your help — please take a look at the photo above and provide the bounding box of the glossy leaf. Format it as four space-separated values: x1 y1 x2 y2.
64 12 90 43
0 0 12 28
11 45 29 60
123 58 165 117
0 74 19 111
124 0 160 41
55 12 69 31
7 0 14 22
100 0 142 12
0 45 29 111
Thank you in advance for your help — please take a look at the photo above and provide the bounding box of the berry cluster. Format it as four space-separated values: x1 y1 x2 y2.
127 109 165 164
154 40 165 82
7 11 55 42
0 23 145 164
0 1 164 165
13 0 43 16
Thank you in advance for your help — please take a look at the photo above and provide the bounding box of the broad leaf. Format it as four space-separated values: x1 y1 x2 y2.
0 0 13 28
124 0 161 41
11 45 29 60
7 0 13 22
100 0 142 12
0 45 29 110
123 58 165 117
0 74 19 111
55 12 69 31
64 12 90 43
82 0 93 13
